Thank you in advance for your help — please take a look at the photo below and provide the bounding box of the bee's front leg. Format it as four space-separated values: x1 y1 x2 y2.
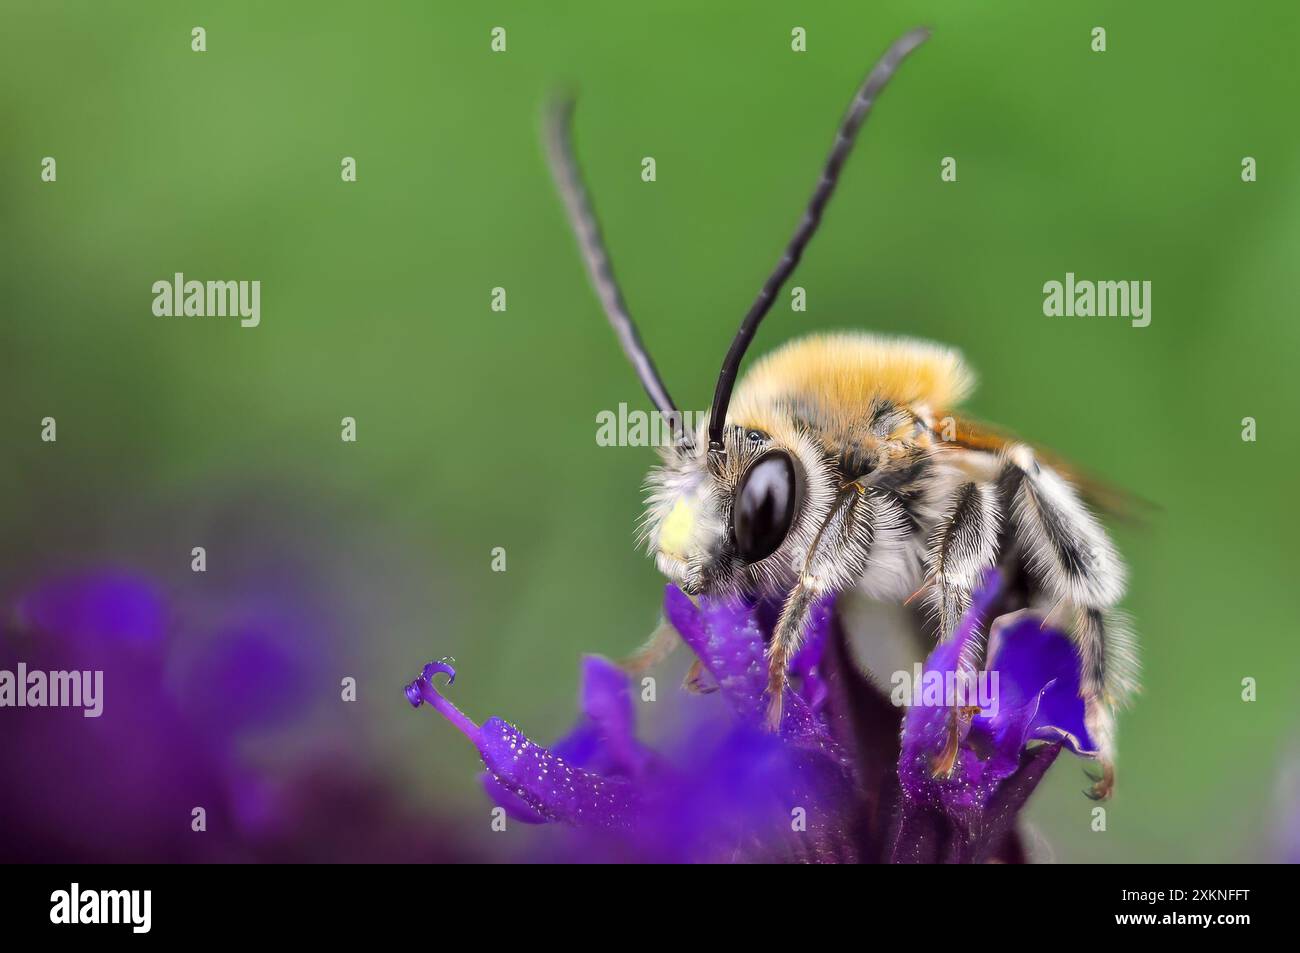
764 582 824 730
763 482 905 730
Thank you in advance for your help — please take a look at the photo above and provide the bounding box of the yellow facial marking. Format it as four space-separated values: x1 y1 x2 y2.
659 496 697 561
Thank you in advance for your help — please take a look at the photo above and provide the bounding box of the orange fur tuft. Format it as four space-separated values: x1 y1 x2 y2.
731 333 975 430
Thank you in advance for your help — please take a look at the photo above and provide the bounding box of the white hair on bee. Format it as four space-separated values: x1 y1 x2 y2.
1074 605 1142 707
639 419 839 601
924 480 1003 635
1006 444 1127 610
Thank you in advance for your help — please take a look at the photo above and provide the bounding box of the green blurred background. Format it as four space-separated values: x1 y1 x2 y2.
2 0 1297 862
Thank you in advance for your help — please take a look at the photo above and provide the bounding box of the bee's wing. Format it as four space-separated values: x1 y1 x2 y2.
944 415 1157 527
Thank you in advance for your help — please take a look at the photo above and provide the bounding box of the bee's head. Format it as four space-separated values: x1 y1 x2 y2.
641 421 834 597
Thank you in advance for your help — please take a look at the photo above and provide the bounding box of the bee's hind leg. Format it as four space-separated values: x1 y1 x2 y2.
999 445 1138 799
1072 607 1129 800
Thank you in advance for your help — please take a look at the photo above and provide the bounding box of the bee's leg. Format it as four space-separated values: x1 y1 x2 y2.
764 583 824 730
619 619 679 675
924 481 1002 639
1000 445 1138 799
931 704 982 779
1073 608 1127 799
623 620 716 692
682 657 718 694
920 480 1002 778
763 483 909 730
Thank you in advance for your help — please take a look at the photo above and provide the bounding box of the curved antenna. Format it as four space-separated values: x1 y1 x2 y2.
544 95 679 419
706 27 931 453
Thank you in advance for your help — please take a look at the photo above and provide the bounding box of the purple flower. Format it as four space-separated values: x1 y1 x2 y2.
407 594 862 862
408 572 1102 863
892 569 1098 862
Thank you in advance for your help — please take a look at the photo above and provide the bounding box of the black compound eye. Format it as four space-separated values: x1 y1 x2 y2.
732 452 797 563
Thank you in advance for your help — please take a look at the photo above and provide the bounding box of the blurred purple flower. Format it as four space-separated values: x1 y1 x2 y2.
14 569 168 649
2 570 228 861
1 567 470 862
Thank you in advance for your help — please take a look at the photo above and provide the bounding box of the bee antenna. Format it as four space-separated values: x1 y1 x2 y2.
544 93 680 424
705 27 931 454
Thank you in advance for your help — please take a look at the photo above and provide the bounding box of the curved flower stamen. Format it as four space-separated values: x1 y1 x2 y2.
404 659 480 746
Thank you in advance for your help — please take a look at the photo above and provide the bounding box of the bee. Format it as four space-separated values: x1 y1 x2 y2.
545 27 1137 798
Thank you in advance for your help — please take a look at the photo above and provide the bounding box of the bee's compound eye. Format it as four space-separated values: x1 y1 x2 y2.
732 451 797 564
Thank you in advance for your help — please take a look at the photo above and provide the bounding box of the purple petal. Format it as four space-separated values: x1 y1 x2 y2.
662 584 763 703
897 569 1064 828
478 656 642 827
890 742 1062 863
944 567 1005 674
985 613 1099 756
789 597 833 713
551 655 648 776
476 718 638 830
480 775 547 825
662 585 840 758
639 725 860 863
898 570 1006 805
894 568 1091 862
